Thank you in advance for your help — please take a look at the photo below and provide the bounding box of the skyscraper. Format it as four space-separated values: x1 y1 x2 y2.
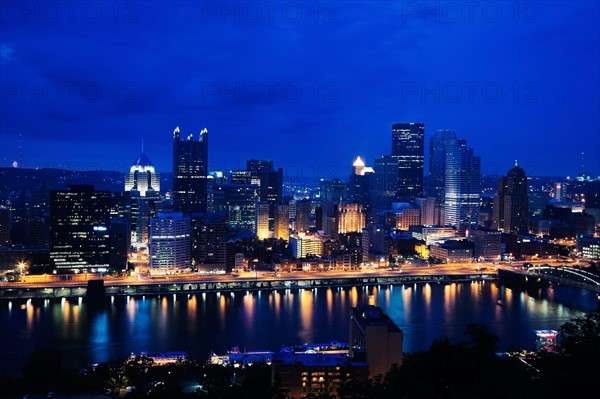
125 152 161 244
444 138 481 232
172 127 208 215
274 203 290 240
349 156 374 219
255 201 271 239
125 152 160 196
391 123 425 203
190 212 227 272
428 129 457 200
492 162 529 233
50 185 111 272
371 156 398 213
149 212 190 273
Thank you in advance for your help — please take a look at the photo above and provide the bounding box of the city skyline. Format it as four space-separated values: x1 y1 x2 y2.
1 1 598 178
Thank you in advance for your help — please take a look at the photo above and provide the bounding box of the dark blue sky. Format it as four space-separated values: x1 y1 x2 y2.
1 1 599 181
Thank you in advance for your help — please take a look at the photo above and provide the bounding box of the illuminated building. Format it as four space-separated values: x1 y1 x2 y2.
444 138 481 234
335 203 366 235
349 156 374 219
213 184 259 231
50 185 110 272
172 127 209 215
124 152 161 244
416 197 444 226
294 200 311 233
392 122 425 203
274 203 290 240
349 305 404 377
149 212 190 273
289 234 323 259
429 240 473 263
320 179 349 203
255 201 271 240
410 225 456 246
576 234 600 259
124 152 160 196
191 212 228 272
394 206 421 231
428 129 457 200
470 228 502 260
492 162 529 233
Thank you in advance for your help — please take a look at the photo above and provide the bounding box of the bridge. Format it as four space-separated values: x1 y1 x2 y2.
0 270 496 301
498 265 600 294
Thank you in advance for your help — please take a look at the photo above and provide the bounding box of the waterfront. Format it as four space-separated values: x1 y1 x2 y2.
0 279 598 377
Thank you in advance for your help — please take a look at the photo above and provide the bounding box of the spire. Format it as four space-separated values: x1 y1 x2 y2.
515 159 518 167
142 138 144 154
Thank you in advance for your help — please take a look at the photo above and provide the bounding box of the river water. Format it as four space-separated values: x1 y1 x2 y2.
0 279 598 376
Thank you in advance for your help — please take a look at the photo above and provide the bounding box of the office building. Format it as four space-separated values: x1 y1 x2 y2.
371 156 398 212
50 185 111 272
149 212 191 273
274 203 290 240
391 122 425 203
335 203 366 235
190 212 227 272
492 162 529 233
428 129 457 200
470 228 502 260
349 305 404 377
255 201 271 240
124 152 160 196
172 127 209 215
294 200 311 233
349 156 374 217
444 138 481 233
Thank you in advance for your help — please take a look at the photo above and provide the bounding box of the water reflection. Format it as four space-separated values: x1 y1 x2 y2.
1 281 597 376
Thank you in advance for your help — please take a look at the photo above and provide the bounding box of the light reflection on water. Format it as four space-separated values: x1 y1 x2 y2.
1 280 597 376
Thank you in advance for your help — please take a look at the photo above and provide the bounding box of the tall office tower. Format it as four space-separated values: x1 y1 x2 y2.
349 156 374 218
190 212 227 273
274 203 290 240
444 138 481 233
294 200 312 233
391 123 425 203
320 179 349 203
371 156 398 213
125 152 161 244
255 201 271 239
149 212 190 273
125 152 160 196
213 184 260 231
492 162 529 233
335 203 366 235
50 185 111 272
428 129 457 200
207 171 227 212
246 159 283 204
246 160 283 231
109 217 130 270
172 127 208 215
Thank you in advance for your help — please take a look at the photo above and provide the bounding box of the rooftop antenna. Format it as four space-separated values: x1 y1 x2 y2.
580 151 585 174
142 139 144 154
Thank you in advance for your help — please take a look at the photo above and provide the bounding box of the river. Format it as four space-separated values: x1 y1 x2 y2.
0 279 597 376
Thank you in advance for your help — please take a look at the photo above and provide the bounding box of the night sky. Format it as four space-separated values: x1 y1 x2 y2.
1 1 598 180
